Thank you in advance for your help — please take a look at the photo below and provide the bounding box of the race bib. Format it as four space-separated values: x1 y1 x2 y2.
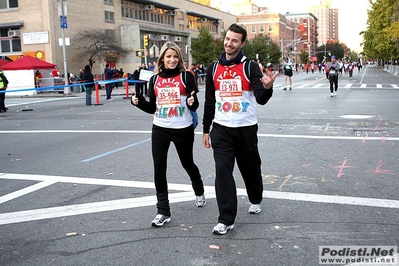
219 79 242 100
330 70 336 75
157 87 181 107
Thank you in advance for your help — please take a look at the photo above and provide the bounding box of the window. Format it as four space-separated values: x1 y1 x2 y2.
105 11 114 22
268 25 273 32
104 0 113 4
0 0 18 9
121 2 174 27
251 25 256 33
0 28 21 53
260 25 264 33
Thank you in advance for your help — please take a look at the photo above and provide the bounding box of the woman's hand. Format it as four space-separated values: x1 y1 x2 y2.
131 91 139 105
187 91 195 106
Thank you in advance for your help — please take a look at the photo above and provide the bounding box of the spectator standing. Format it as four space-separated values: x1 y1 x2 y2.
140 63 148 95
82 65 94 106
132 66 142 95
104 64 117 100
34 70 42 88
131 41 206 227
202 23 277 235
0 66 9 112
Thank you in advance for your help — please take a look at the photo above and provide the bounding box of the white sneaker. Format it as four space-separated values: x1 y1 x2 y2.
248 204 262 214
212 223 234 235
195 194 206 207
151 214 171 227
330 93 334 97
334 92 337 96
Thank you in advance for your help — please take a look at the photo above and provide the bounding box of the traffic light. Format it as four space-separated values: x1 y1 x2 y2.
143 35 148 48
136 50 144 57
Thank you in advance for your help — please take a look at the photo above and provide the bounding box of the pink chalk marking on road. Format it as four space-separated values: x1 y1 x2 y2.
332 159 358 178
367 160 399 176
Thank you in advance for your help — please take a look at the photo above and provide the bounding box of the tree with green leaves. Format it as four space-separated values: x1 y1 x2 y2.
362 0 399 60
299 50 309 64
241 34 281 65
191 26 218 66
71 29 131 68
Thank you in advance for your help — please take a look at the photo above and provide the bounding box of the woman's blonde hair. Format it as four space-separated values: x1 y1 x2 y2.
155 41 185 74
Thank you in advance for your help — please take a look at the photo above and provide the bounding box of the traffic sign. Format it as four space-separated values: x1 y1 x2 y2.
60 16 68 29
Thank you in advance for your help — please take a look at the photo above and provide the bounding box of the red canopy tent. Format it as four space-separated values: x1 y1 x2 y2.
1 55 56 70
0 59 10 67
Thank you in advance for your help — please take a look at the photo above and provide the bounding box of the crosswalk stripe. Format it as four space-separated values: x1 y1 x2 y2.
313 84 324 88
360 84 367 88
377 84 383 88
344 84 353 88
391 84 399 88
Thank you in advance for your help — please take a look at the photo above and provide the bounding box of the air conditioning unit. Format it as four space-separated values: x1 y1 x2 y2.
144 5 155 11
8 30 21 37
161 35 170 40
170 11 178 15
174 36 182 42
200 18 207 22
213 21 219 26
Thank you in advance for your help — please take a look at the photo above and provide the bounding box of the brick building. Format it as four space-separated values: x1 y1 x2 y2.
0 0 236 76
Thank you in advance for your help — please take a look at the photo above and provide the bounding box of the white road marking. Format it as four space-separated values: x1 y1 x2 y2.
313 84 324 88
344 84 353 88
0 173 398 225
391 84 399 89
0 180 57 204
360 84 367 88
377 84 383 88
1 130 398 141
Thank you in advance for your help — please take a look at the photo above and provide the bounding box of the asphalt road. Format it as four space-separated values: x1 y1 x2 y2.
0 65 398 266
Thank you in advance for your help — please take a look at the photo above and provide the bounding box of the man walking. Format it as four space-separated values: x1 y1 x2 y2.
202 23 278 235
283 58 293 91
327 55 341 97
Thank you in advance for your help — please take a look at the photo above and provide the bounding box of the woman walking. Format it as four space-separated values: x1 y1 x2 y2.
131 41 205 227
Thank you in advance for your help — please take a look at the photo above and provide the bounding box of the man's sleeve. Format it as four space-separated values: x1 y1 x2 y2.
202 62 217 134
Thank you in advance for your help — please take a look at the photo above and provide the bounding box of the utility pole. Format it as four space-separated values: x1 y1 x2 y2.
58 0 70 94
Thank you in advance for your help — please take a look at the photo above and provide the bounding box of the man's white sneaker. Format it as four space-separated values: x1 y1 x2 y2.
333 92 337 96
195 194 206 207
248 204 262 214
212 223 234 235
330 93 334 97
151 214 171 227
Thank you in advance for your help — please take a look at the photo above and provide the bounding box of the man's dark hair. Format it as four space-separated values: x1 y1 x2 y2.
227 23 247 43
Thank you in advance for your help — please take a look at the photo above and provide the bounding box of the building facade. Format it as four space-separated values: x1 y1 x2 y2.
0 0 236 76
285 13 318 62
309 0 339 46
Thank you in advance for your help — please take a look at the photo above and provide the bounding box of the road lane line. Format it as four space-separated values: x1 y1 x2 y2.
81 138 151 162
0 180 57 204
1 131 399 142
0 173 398 225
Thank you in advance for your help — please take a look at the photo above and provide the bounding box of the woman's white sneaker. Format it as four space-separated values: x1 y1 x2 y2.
195 194 206 207
151 214 171 227
212 223 234 235
248 204 262 214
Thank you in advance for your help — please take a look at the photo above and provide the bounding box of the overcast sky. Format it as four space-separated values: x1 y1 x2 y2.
218 0 370 52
